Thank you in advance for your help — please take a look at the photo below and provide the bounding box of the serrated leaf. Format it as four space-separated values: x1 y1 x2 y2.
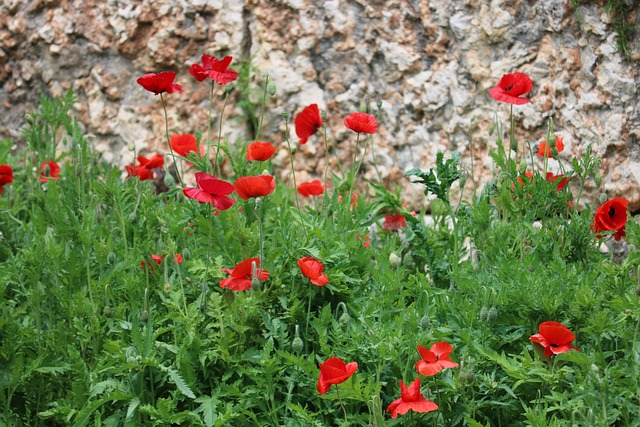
195 396 219 427
160 365 196 399
125 397 140 422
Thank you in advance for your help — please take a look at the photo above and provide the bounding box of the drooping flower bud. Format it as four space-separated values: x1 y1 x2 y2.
518 160 527 174
267 80 276 97
140 310 149 322
594 173 602 188
164 173 175 187
486 307 498 324
107 251 116 265
478 306 489 321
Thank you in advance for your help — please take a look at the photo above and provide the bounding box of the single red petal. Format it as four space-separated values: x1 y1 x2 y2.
170 133 199 157
144 154 165 169
386 397 404 418
317 371 331 395
438 360 460 369
430 341 453 360
416 345 437 363
344 112 378 134
189 63 208 82
212 195 236 211
183 187 216 203
246 141 277 161
400 378 421 402
529 333 549 347
295 104 323 144
310 273 330 287
196 172 235 196
407 399 438 415
415 360 443 377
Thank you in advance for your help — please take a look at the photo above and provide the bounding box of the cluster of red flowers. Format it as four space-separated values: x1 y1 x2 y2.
1 162 62 194
219 257 269 291
140 252 183 274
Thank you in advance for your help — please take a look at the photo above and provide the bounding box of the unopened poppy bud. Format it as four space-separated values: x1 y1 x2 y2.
292 336 303 353
594 173 602 187
163 282 171 293
339 312 350 327
267 80 276 97
321 111 327 120
486 306 498 324
140 310 149 322
261 169 270 175
102 305 112 317
389 252 401 268
518 160 527 174
128 212 137 223
479 306 489 321
488 121 495 136
128 142 135 151
25 113 35 125
75 163 82 175
376 100 383 110
182 248 191 260
599 193 608 204
107 251 116 265
282 112 289 120
164 173 174 187
470 114 475 122
359 98 369 114
459 370 475 384
251 277 261 291
510 139 518 153
419 314 430 331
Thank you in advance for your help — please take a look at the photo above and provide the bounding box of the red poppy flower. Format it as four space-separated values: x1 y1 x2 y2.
386 378 438 419
317 357 358 395
546 172 569 191
592 197 630 241
126 165 152 181
189 54 238 85
298 256 329 286
415 342 459 376
173 254 183 264
344 112 378 134
537 135 565 158
295 104 323 145
0 164 14 194
137 154 165 170
137 71 183 95
234 175 276 200
219 257 270 291
40 161 60 182
246 141 276 162
356 234 371 248
183 172 235 210
489 72 533 105
529 321 579 357
383 215 407 231
170 133 203 157
297 180 326 197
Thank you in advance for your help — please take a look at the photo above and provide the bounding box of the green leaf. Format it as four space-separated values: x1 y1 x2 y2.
160 365 196 399
195 396 219 427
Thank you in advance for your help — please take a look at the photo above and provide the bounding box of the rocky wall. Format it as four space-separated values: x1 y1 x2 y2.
1 0 639 210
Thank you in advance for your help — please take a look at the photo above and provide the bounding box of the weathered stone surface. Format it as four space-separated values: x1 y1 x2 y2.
0 0 638 211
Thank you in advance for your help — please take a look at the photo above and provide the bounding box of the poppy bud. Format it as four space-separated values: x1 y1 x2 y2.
470 114 475 122
339 312 350 327
376 100 383 110
75 163 82 175
594 173 602 188
102 305 112 317
488 121 495 136
599 193 608 204
360 96 369 114
518 160 527 174
267 80 276 97
251 277 261 291
25 113 35 125
140 310 149 322
510 138 518 153
163 282 171 293
128 142 136 151
165 173 174 187
128 212 137 223
486 306 498 324
389 252 401 268
292 324 303 353
321 111 327 120
459 370 475 384
479 306 489 321
107 251 116 265
182 248 191 260
282 112 289 120
419 314 430 331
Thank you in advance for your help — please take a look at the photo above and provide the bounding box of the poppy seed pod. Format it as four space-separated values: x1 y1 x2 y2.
292 324 303 353
376 100 383 109
595 173 602 188
128 143 136 151
267 80 276 97
251 277 261 291
140 310 149 322
128 212 137 223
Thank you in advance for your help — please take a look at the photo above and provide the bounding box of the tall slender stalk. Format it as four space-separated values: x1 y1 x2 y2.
214 90 231 177
206 81 216 173
160 94 183 186
283 113 301 210
256 74 269 141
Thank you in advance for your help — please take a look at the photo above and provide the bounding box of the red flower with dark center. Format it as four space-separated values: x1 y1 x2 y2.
170 133 203 157
537 135 565 158
246 141 276 162
183 172 235 211
415 342 459 376
137 71 183 95
386 378 438 419
592 197 630 241
234 175 276 200
317 357 358 395
40 161 60 182
0 164 14 195
295 104 323 144
489 72 533 105
383 215 407 231
298 256 329 286
189 54 238 85
529 321 579 357
297 180 326 197
344 112 378 134
219 257 270 291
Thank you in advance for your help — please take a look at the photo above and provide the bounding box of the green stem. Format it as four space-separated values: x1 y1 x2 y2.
256 74 269 141
206 81 215 173
214 90 231 177
335 384 348 424
160 94 183 186
283 114 301 210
